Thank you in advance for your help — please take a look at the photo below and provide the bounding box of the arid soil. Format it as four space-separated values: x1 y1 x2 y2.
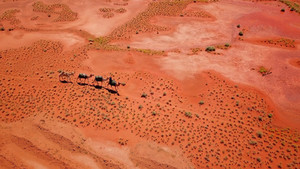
0 0 299 169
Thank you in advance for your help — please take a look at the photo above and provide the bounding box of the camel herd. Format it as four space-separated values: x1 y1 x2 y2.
58 71 125 92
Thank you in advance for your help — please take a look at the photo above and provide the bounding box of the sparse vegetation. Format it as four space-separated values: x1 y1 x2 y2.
249 140 257 145
257 131 263 138
239 31 243 36
141 93 147 98
205 46 215 52
185 112 192 118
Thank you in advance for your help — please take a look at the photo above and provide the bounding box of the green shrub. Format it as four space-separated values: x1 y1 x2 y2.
152 111 157 116
199 101 204 105
0 27 4 31
257 131 263 138
237 24 240 28
281 8 285 12
185 112 192 118
225 43 230 47
205 46 215 52
239 31 243 36
249 140 257 145
259 66 268 73
141 93 147 98
268 114 273 118
257 157 261 162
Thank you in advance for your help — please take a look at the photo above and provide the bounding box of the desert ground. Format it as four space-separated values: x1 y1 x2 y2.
0 0 299 168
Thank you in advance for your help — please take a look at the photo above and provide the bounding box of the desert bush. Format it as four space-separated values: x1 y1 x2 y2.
239 31 243 36
199 101 204 105
257 131 263 138
205 46 215 52
249 140 257 145
0 27 4 31
268 113 273 118
115 8 127 13
257 157 261 162
99 8 114 13
185 112 192 118
225 43 230 47
152 111 157 116
237 24 240 28
141 93 147 98
281 8 285 12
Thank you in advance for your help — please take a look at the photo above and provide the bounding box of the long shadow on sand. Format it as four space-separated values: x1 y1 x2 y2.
92 85 119 95
77 82 89 86
59 80 73 84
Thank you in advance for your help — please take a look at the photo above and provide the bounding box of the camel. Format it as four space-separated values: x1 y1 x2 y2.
106 77 125 92
92 76 108 86
59 71 74 82
77 73 94 84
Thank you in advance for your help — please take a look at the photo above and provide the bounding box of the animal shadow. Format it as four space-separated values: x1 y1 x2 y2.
105 88 119 96
77 82 88 86
59 80 72 84
93 85 103 89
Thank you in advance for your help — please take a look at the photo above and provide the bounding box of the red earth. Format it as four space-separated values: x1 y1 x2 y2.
0 0 299 169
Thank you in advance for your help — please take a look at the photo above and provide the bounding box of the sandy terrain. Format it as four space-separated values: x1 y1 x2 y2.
0 0 299 169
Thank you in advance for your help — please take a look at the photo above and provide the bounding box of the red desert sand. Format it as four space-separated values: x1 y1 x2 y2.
0 0 299 168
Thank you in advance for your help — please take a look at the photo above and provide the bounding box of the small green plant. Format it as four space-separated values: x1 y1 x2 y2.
281 8 285 12
258 116 263 121
199 101 204 105
239 31 243 36
141 93 147 98
152 111 157 116
225 43 230 47
257 157 261 162
249 140 257 145
237 24 240 28
185 112 192 118
257 131 263 138
138 105 143 109
163 92 166 96
259 66 267 73
0 27 4 31
205 46 215 52
268 113 273 118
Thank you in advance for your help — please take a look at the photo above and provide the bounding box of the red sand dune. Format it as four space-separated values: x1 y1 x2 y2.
0 0 299 168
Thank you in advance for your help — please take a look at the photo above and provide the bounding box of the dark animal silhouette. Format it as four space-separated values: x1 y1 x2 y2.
92 76 108 86
59 71 74 82
107 77 125 92
77 73 94 84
